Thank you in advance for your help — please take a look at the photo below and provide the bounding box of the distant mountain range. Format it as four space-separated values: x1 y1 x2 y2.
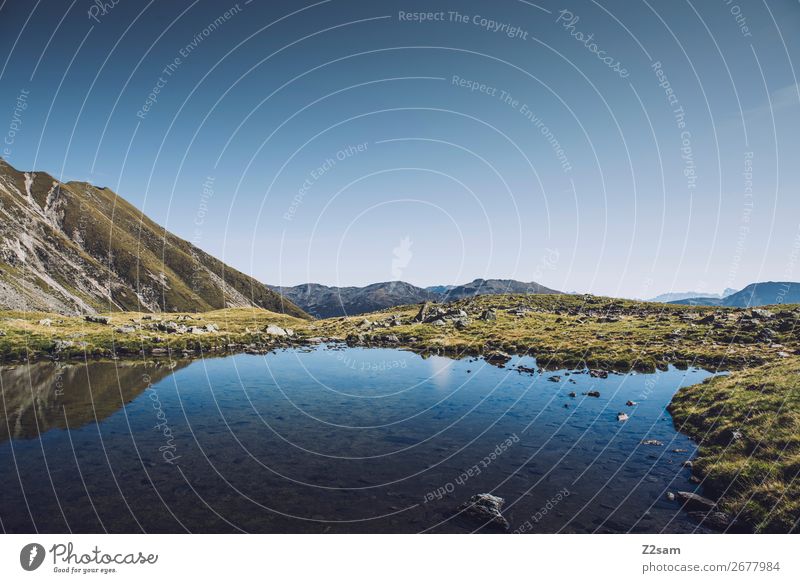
0 158 307 317
4 159 796 319
648 288 737 303
269 281 438 319
668 282 800 307
271 278 561 318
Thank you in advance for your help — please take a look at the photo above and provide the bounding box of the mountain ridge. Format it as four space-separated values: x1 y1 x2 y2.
272 278 561 318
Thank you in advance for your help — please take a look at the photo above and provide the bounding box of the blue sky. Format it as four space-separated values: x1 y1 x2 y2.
1 0 799 298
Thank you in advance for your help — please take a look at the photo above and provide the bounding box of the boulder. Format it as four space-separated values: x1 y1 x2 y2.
458 494 509 530
265 325 288 336
53 339 75 351
345 333 365 346
38 318 52 326
414 302 430 322
484 351 511 366
85 315 110 325
479 308 497 321
677 491 716 511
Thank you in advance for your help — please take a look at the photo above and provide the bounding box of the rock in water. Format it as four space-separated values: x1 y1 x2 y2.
484 351 511 366
676 491 716 511
617 412 629 422
641 439 663 446
459 494 509 530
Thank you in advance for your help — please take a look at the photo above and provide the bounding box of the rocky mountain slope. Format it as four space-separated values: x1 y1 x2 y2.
0 158 307 317
272 278 561 318
441 278 560 300
669 282 799 307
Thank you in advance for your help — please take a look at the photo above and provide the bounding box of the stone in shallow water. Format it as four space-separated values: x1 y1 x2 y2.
676 491 716 511
459 493 509 530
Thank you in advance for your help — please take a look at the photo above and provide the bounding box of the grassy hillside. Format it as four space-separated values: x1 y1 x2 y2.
0 158 307 318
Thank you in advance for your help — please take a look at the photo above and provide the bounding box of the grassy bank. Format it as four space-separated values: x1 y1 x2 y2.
669 358 800 532
0 307 309 362
313 293 799 372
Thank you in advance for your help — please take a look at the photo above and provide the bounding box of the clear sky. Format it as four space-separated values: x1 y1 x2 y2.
1 0 799 298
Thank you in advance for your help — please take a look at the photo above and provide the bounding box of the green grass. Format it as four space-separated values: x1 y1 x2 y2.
311 294 798 372
0 307 309 362
669 358 800 532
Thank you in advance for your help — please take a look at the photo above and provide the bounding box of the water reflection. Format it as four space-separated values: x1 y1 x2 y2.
0 348 716 534
0 360 188 442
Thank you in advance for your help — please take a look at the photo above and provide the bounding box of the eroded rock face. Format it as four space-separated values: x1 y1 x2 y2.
459 493 509 530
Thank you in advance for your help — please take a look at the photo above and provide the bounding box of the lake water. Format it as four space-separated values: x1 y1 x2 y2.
0 346 717 533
